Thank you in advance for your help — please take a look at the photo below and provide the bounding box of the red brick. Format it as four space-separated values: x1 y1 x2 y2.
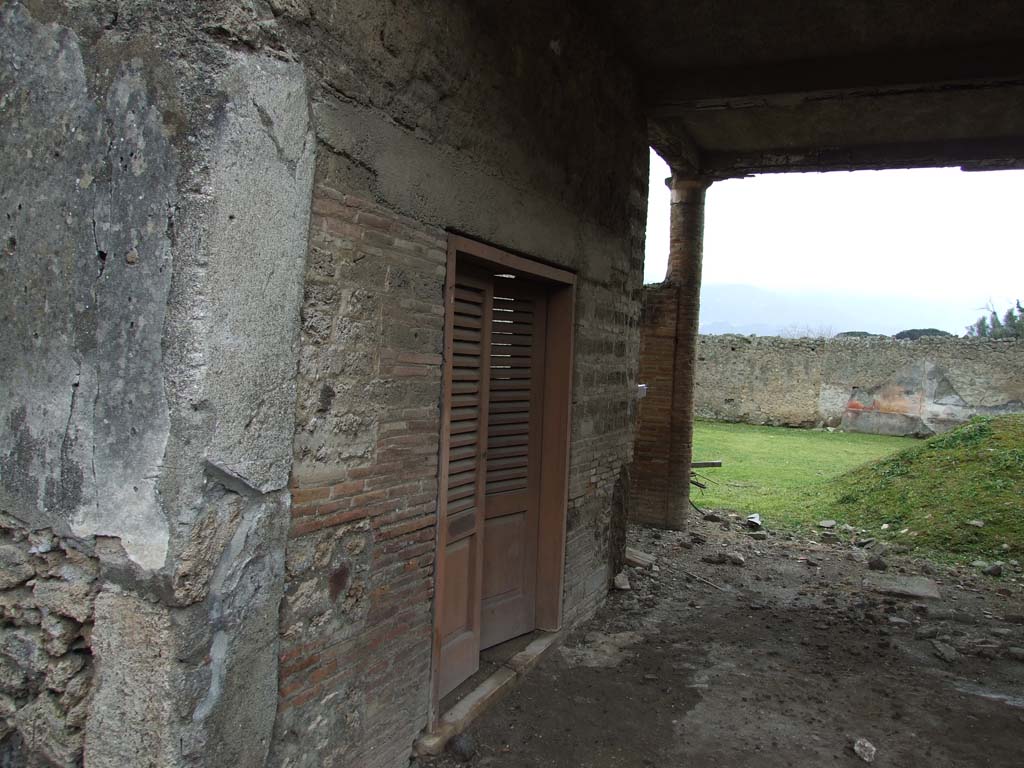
289 508 370 538
330 479 365 497
291 487 330 505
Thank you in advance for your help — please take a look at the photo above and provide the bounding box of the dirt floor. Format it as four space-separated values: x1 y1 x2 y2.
421 516 1024 768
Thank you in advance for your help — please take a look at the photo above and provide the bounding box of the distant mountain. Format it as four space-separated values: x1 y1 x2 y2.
695 283 969 337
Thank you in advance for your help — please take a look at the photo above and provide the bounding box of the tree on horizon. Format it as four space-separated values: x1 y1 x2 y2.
967 300 1023 339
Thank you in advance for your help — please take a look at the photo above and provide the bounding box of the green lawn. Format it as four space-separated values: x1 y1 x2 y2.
691 416 1024 562
691 420 915 518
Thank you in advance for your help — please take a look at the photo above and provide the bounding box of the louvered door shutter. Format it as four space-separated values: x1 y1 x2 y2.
436 269 492 698
479 282 547 649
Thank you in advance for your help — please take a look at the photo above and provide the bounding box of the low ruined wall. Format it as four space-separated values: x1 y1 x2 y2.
694 335 1024 435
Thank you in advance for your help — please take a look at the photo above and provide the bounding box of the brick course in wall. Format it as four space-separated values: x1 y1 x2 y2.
630 285 679 528
261 3 648 762
272 190 446 768
275 188 644 766
561 280 642 624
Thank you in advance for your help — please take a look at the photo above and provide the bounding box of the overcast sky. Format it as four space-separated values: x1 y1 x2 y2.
644 149 1024 335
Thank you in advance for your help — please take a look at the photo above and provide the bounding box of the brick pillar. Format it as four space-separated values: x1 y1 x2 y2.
631 173 708 529
665 175 709 527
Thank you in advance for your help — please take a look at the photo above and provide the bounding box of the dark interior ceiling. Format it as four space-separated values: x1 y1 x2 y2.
592 1 1024 176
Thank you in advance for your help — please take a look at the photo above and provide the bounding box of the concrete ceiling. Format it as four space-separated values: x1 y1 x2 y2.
593 1 1024 176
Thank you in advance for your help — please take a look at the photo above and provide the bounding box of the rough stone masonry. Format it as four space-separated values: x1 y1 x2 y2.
0 2 647 766
692 334 1024 435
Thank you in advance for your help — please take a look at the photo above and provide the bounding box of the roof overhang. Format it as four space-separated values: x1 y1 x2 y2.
593 1 1024 176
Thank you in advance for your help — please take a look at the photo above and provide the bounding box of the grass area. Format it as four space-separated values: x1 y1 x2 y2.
692 420 915 518
692 416 1024 561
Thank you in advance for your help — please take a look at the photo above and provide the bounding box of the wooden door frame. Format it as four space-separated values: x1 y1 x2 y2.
429 234 576 726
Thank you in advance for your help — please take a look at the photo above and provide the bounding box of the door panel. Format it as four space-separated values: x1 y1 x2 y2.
480 282 547 650
432 236 576 724
436 270 492 698
436 263 550 695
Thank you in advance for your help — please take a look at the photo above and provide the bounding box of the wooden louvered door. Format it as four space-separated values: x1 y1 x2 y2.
434 238 574 709
479 279 547 649
436 268 493 698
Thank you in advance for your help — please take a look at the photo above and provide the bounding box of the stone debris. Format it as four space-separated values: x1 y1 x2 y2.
865 575 942 601
927 607 975 624
853 737 877 763
1006 647 1024 662
982 563 1003 577
447 732 477 763
747 531 769 541
971 560 989 569
966 519 986 528
931 640 959 663
725 552 746 567
703 512 724 523
855 538 876 548
867 555 888 571
914 626 939 640
701 553 728 565
818 520 837 529
624 547 656 569
613 572 632 591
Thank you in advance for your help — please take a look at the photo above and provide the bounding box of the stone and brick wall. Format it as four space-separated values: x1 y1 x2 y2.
1 2 647 766
562 285 643 624
276 203 645 766
272 192 446 768
268 2 648 766
3 4 315 765
694 335 1024 435
629 285 680 529
0 519 97 767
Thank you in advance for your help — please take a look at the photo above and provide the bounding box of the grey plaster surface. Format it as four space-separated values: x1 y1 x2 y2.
1 2 174 570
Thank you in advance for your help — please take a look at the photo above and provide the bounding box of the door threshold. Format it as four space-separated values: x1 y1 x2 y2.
415 631 562 757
